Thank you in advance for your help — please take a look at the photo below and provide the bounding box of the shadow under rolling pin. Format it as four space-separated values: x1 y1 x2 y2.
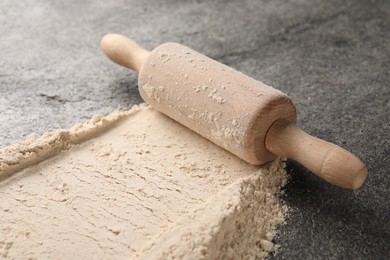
101 34 367 190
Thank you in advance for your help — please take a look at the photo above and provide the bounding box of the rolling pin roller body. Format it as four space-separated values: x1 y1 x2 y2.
101 34 367 190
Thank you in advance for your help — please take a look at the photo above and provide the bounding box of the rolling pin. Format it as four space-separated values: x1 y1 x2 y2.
100 34 367 190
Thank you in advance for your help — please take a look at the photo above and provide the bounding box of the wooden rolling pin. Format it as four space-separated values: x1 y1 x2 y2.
101 34 367 190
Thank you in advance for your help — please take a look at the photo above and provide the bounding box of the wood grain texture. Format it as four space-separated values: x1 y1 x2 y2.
265 119 367 189
139 42 296 165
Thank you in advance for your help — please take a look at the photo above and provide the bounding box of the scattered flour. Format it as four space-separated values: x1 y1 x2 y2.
0 104 287 259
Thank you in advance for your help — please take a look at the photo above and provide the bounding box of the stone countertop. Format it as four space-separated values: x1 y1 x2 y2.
1 0 389 258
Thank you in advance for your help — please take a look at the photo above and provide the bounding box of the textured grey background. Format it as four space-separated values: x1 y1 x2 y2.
1 0 389 258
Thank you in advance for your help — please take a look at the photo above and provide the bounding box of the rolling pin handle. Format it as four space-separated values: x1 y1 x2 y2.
101 34 150 73
265 119 367 189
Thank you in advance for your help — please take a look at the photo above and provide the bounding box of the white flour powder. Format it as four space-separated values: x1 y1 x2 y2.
0 104 287 259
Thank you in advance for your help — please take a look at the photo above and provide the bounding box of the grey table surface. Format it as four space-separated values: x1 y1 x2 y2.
1 0 389 259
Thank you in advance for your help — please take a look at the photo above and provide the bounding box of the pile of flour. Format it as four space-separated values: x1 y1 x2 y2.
0 104 287 259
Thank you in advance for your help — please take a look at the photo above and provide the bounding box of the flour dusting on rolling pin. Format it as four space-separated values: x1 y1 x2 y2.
101 34 367 189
